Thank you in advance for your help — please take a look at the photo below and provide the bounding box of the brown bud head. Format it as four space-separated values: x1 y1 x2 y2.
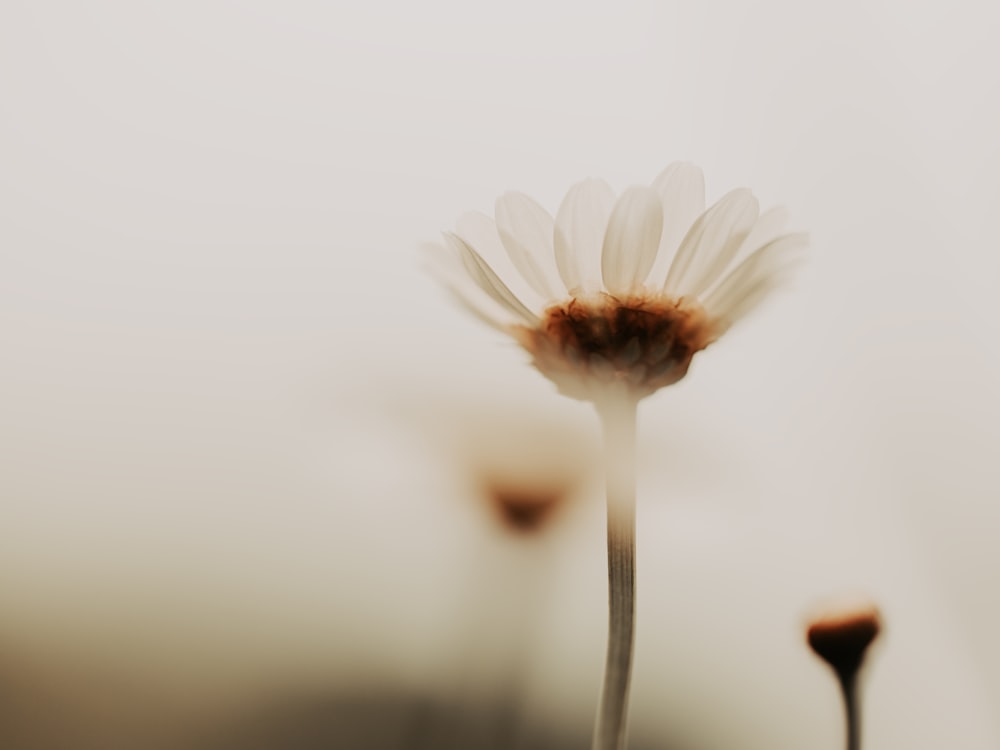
488 484 565 533
806 598 882 676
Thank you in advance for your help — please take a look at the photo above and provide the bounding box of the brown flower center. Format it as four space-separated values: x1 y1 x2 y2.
512 294 718 398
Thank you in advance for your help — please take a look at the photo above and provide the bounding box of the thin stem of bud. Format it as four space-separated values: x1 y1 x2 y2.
591 391 639 750
840 670 860 750
805 598 880 750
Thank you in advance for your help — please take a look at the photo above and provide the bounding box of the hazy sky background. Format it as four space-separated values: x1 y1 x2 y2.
1 1 998 748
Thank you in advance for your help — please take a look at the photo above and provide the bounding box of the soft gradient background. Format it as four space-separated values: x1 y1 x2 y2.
1 1 998 748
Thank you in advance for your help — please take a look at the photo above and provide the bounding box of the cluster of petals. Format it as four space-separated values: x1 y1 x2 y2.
429 162 806 399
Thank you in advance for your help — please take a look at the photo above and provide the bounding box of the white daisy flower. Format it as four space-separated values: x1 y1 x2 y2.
426 161 807 750
428 162 807 402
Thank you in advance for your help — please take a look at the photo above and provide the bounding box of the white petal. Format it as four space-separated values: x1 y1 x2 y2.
651 162 706 270
738 206 789 254
709 275 787 334
702 232 808 322
693 207 789 302
684 194 762 298
441 284 514 333
422 242 514 332
600 186 664 295
554 178 616 293
455 211 508 267
456 211 545 309
431 277 510 333
495 192 561 299
664 188 758 297
443 232 539 326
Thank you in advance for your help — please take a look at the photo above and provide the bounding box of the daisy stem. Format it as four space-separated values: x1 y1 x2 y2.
592 391 639 750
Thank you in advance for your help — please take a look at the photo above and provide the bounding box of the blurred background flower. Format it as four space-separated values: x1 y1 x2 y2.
1 1 998 748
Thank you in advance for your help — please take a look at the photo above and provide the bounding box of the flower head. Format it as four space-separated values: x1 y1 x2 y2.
487 482 568 533
428 162 806 401
806 596 882 676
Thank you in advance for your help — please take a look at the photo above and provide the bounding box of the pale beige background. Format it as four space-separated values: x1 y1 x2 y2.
1 1 998 748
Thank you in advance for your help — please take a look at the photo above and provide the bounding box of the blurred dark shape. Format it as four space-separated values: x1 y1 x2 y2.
807 605 881 676
379 383 597 532
0 648 191 750
0 652 685 750
194 687 679 750
806 597 882 750
487 482 568 533
459 406 590 538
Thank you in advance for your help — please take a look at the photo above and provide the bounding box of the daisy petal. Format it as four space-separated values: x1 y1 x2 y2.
664 188 758 297
441 284 513 333
651 162 706 267
455 211 509 267
739 206 789 254
421 242 513 332
601 186 664 295
554 178 616 293
495 192 561 299
684 194 764 298
456 211 544 308
709 276 788 334
702 232 808 322
443 232 539 326
690 207 789 300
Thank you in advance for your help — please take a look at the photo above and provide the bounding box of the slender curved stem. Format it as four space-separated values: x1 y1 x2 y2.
840 671 860 750
592 393 639 750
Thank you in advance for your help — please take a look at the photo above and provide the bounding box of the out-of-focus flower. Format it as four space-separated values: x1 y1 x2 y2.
807 596 882 676
427 162 806 401
806 596 883 750
482 480 571 534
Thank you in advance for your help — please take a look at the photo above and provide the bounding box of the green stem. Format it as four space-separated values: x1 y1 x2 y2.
592 393 639 750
